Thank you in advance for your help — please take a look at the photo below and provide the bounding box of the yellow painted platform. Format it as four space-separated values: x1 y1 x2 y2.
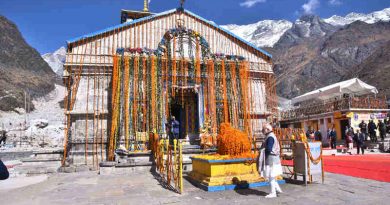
189 157 266 186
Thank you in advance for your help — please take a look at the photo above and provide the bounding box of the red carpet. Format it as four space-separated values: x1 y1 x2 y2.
323 154 390 182
282 154 390 182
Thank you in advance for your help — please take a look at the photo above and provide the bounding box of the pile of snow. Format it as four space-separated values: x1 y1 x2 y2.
24 119 64 148
324 8 390 26
42 47 66 76
0 84 65 150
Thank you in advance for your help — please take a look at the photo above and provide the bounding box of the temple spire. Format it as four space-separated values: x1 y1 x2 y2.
143 0 149 12
180 0 185 8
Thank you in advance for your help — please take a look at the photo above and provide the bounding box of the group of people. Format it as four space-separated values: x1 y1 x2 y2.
344 125 365 154
337 119 388 155
358 120 388 143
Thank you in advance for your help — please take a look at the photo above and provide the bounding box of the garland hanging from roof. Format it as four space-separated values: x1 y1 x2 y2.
156 28 211 58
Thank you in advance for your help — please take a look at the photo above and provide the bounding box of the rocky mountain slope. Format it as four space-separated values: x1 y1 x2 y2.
220 8 390 100
269 18 390 99
42 47 66 76
0 15 56 112
343 41 390 97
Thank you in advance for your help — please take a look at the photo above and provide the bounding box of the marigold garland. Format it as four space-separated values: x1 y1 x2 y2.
133 57 139 134
239 64 250 134
172 37 177 97
142 57 147 131
107 55 256 157
217 123 251 157
229 62 238 127
195 38 201 84
124 56 130 149
208 60 218 134
108 55 121 160
221 60 229 123
151 56 156 130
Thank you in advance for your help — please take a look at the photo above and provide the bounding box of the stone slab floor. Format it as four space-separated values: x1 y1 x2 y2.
0 170 389 205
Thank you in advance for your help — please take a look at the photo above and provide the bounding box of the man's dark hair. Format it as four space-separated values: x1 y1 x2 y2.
0 159 9 180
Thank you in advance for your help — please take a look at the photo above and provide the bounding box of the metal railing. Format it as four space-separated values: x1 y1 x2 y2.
154 139 183 194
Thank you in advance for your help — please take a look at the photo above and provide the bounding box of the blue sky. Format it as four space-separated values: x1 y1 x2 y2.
0 0 388 54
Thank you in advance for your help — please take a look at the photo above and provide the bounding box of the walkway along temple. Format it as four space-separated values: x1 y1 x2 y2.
62 7 277 167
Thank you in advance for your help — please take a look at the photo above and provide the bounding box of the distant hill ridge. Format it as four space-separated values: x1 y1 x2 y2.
0 15 56 112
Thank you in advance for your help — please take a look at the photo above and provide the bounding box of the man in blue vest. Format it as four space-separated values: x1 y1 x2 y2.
171 116 180 144
261 123 283 198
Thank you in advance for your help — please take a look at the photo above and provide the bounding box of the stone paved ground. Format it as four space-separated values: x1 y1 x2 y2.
1 170 389 205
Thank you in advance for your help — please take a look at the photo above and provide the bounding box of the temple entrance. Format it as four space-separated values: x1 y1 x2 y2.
170 87 200 140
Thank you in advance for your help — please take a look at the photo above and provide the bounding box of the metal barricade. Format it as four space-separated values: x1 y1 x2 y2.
154 139 183 194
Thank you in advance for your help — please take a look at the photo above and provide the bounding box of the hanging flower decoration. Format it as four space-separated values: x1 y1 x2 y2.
116 47 157 55
156 28 211 58
216 123 252 157
210 53 246 61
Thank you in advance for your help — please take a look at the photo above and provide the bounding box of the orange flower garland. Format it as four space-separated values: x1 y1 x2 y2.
230 62 239 127
216 123 251 157
108 55 120 160
142 57 147 131
124 56 130 149
221 60 229 123
133 57 139 134
172 36 177 97
195 38 201 84
151 56 156 129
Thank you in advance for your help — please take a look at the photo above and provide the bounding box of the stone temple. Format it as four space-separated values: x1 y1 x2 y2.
62 4 277 167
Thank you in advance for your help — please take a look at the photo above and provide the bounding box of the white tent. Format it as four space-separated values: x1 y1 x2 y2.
291 78 378 104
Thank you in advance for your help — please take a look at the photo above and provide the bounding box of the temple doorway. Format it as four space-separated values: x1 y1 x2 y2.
169 87 200 140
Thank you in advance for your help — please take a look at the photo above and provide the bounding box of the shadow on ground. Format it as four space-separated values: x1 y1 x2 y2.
234 188 268 196
149 164 181 194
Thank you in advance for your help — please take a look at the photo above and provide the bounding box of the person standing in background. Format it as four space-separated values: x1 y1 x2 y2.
345 124 354 151
327 128 332 148
354 128 365 155
314 129 322 142
171 116 180 141
385 118 390 134
359 120 368 141
329 128 337 149
378 120 386 141
368 120 377 143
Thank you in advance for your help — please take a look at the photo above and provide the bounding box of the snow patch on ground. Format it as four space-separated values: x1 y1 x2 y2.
0 84 65 151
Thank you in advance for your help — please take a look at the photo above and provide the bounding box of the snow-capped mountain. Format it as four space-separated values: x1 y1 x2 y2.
324 8 390 26
275 15 338 47
221 20 292 48
222 8 389 48
42 47 66 76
